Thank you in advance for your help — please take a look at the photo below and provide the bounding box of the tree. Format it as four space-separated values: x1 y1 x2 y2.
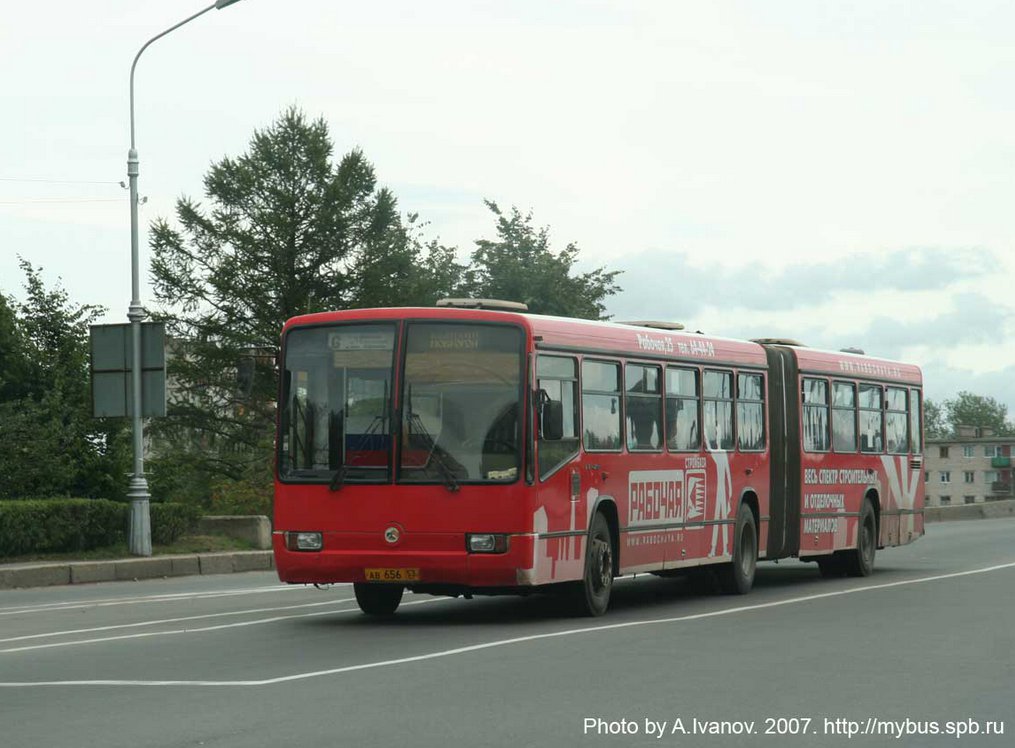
463 201 622 319
943 391 1013 436
0 261 130 499
148 107 459 498
0 293 29 402
923 399 947 439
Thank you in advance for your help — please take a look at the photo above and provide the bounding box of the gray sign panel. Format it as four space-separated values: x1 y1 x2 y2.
90 322 167 418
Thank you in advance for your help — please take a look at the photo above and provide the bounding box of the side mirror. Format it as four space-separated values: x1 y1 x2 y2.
541 399 564 441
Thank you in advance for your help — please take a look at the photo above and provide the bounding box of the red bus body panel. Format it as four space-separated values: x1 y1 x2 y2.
274 308 924 591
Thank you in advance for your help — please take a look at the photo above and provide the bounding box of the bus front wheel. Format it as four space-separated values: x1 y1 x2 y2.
354 583 404 616
570 511 615 617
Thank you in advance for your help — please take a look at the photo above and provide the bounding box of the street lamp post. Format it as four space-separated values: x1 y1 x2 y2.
126 0 244 556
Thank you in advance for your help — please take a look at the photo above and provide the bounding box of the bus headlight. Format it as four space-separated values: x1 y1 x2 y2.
286 531 323 551
467 534 509 553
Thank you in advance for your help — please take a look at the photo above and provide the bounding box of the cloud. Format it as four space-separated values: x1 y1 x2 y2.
606 246 993 319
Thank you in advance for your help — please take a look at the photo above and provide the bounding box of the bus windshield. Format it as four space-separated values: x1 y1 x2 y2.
400 323 523 484
279 324 395 482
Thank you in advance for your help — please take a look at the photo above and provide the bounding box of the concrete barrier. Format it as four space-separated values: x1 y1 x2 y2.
0 551 275 590
197 515 272 549
924 499 1015 523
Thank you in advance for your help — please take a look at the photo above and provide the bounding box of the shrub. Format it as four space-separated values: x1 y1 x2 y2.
150 502 201 545
0 499 202 557
0 499 126 557
208 476 272 517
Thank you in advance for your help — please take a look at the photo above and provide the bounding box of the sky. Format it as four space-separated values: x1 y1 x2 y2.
1 0 1013 414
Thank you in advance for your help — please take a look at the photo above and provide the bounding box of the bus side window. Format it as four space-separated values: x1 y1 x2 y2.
625 363 662 451
859 384 883 453
802 378 830 452
736 372 765 451
910 388 923 454
703 369 734 451
885 386 909 454
666 367 700 451
582 360 623 451
831 381 857 453
536 355 579 480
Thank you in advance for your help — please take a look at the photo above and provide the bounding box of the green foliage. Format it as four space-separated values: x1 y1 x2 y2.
207 475 273 516
0 499 125 557
0 499 201 557
149 502 202 545
942 391 1014 436
148 107 460 495
0 262 131 500
463 201 622 319
924 399 948 439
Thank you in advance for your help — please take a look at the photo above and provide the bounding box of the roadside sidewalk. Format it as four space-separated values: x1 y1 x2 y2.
0 550 274 590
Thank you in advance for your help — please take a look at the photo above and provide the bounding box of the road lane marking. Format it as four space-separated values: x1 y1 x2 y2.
0 584 334 616
1 561 1012 687
0 598 356 644
0 598 443 654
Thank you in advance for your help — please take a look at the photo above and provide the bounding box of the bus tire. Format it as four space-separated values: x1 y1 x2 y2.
844 499 877 577
354 583 404 615
718 503 757 595
570 511 614 617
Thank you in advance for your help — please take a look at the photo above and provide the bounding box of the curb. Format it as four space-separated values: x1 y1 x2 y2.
0 551 274 590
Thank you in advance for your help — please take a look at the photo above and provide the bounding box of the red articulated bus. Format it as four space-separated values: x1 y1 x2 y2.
273 299 924 616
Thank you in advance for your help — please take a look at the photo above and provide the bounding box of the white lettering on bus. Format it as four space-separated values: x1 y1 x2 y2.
803 518 838 533
635 333 674 354
804 493 845 510
804 468 873 485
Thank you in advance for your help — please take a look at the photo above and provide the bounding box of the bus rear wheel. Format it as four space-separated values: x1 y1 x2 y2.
843 499 877 577
718 503 757 595
570 511 614 617
353 583 404 615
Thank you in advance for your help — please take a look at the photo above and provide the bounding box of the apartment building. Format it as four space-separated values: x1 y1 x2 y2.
924 426 1015 506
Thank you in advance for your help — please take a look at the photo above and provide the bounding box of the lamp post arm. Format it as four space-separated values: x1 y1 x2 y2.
129 2 218 150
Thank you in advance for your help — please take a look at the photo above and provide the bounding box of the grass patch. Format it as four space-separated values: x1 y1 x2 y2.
0 534 257 564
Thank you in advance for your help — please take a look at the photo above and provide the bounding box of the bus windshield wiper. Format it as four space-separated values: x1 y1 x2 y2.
406 409 460 493
329 465 347 492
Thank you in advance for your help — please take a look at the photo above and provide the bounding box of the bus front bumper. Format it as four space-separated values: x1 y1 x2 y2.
273 532 537 589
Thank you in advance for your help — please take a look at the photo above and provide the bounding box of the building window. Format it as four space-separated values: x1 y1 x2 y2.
964 496 976 504
985 470 1000 484
940 471 951 483
963 445 975 458
939 446 949 458
964 471 975 483
925 471 930 482
940 495 951 505
984 445 999 458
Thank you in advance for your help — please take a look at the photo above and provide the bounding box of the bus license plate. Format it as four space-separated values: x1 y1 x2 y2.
365 568 420 582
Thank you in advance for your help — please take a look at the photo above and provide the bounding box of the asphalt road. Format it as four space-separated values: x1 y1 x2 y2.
1 519 1013 748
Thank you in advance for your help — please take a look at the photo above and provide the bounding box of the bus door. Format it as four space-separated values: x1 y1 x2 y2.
762 346 801 560
535 354 585 582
